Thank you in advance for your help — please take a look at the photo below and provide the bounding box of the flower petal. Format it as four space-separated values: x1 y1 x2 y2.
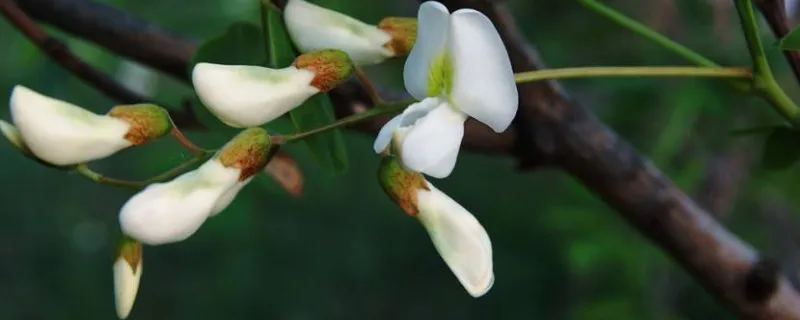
192 63 319 128
284 0 393 66
0 119 24 151
416 180 494 297
403 1 450 100
9 85 132 165
449 9 518 132
399 102 466 178
119 160 240 245
209 176 254 217
373 114 403 154
113 257 142 319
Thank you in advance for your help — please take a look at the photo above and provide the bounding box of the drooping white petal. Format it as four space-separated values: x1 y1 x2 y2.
403 1 451 100
209 176 254 217
9 85 132 165
119 160 241 245
416 180 493 297
192 63 319 128
284 0 393 66
0 119 24 150
113 257 142 319
373 115 403 154
399 101 467 178
448 9 518 132
373 97 441 154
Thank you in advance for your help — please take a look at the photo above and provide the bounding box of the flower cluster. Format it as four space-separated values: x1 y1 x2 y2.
1 0 517 317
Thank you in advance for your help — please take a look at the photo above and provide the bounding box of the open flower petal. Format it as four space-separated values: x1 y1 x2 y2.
399 101 466 178
113 256 141 319
119 160 240 245
448 9 518 132
209 177 254 217
416 180 494 297
373 115 403 154
9 85 132 165
192 63 319 128
403 1 450 100
284 0 393 66
373 98 440 154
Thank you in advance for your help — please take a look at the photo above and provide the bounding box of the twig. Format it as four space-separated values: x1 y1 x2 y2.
0 0 144 104
170 127 205 156
753 0 800 85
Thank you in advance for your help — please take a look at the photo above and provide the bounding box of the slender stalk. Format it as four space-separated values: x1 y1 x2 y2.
75 164 144 190
355 69 385 104
578 0 751 91
515 66 752 83
170 127 205 155
74 151 213 190
282 99 413 142
734 0 800 125
143 152 211 183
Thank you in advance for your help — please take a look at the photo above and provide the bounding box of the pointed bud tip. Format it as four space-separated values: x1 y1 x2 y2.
0 119 25 151
107 104 173 145
294 49 354 92
378 155 429 216
217 128 273 180
378 17 417 58
114 238 142 319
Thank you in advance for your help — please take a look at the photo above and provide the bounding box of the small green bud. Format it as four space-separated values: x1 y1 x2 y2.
294 49 355 92
378 17 418 58
107 104 173 146
378 154 429 216
216 128 273 180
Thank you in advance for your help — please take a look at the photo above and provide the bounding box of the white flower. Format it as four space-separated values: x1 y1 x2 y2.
374 2 518 178
192 63 319 128
0 119 25 151
209 176 254 217
416 179 494 297
113 247 142 319
7 85 132 166
284 0 394 66
119 159 243 245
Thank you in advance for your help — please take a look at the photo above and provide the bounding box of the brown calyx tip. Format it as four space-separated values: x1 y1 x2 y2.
118 237 143 272
108 104 172 145
378 155 429 216
217 128 272 181
294 49 354 92
378 17 418 57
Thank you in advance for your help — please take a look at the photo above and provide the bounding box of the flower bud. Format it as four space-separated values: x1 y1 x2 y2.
215 127 272 181
191 63 320 128
7 85 132 165
113 236 142 319
378 17 418 58
294 49 354 92
284 0 395 66
107 104 173 146
378 155 494 297
0 119 25 151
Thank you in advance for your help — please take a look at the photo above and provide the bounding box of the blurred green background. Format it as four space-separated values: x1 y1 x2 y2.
2 0 800 319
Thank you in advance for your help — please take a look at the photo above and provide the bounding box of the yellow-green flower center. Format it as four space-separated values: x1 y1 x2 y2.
427 52 454 98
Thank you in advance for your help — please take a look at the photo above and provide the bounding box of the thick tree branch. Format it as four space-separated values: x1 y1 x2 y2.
436 0 800 318
12 0 800 317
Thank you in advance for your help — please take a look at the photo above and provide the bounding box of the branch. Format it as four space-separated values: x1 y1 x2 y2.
753 0 800 85
0 0 144 104
14 0 800 317
435 0 800 318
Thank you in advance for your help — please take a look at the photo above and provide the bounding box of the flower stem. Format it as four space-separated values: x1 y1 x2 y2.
514 66 753 83
577 0 751 91
733 0 800 126
170 127 206 155
74 151 214 190
281 99 414 142
355 68 384 105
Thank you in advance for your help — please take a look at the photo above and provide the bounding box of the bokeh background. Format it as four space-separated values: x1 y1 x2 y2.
2 0 800 319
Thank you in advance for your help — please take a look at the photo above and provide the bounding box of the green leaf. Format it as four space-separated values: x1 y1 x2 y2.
264 5 349 174
762 127 800 170
780 25 800 51
188 22 267 133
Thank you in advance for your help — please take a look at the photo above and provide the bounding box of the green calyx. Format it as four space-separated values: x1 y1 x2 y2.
426 52 454 97
294 49 355 92
217 127 272 181
378 17 418 58
377 154 429 216
107 104 173 145
118 236 143 272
